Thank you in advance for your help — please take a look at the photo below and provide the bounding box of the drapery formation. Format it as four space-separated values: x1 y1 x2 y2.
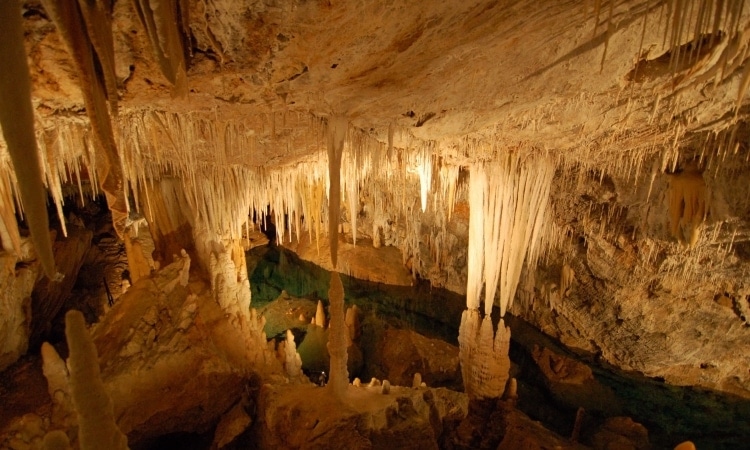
459 153 554 399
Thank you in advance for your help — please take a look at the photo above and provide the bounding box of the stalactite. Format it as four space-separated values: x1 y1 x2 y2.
327 117 347 269
132 0 190 96
0 1 57 278
76 0 118 115
417 147 432 213
460 151 553 400
668 160 708 247
40 0 129 239
470 154 554 317
466 166 486 311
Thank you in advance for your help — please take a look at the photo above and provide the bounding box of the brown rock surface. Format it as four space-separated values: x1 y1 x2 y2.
591 417 650 450
29 226 92 348
1 1 750 446
531 345 622 413
363 324 461 389
257 383 468 449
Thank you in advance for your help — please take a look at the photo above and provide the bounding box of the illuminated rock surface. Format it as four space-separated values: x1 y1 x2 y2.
1 1 750 448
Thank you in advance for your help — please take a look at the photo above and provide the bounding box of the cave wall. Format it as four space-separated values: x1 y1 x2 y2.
0 0 749 402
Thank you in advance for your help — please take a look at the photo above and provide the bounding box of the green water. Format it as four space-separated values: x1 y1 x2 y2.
247 246 750 450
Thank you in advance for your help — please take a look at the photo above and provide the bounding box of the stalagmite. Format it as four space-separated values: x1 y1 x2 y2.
65 310 129 450
326 271 348 399
314 300 326 328
41 342 77 429
284 329 303 380
0 1 57 277
345 305 360 342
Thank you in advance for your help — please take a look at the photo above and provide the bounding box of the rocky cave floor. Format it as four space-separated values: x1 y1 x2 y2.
0 202 749 450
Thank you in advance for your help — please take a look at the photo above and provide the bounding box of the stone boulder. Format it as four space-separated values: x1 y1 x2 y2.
532 345 621 414
363 324 461 389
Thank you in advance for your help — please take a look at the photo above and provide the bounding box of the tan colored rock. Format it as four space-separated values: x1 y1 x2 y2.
257 295 317 338
85 254 281 445
531 345 622 413
0 238 42 371
365 325 460 389
532 345 593 385
496 409 587 450
591 417 650 450
30 226 92 348
257 383 467 450
211 402 252 449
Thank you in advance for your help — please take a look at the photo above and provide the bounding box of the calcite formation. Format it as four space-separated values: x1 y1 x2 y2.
64 310 129 450
0 0 750 445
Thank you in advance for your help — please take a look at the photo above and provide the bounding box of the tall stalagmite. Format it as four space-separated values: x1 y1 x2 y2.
326 117 349 397
326 271 348 398
65 310 129 450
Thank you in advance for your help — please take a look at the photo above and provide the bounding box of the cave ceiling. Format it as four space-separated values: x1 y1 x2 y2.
16 0 750 168
0 0 749 402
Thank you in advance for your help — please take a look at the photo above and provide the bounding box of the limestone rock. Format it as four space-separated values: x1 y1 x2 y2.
85 254 281 445
211 402 252 450
257 295 317 339
30 226 92 348
531 345 621 414
591 417 650 450
0 237 43 372
364 325 461 389
496 408 588 450
257 384 468 449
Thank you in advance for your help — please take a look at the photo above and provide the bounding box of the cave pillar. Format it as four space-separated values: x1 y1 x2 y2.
459 156 553 400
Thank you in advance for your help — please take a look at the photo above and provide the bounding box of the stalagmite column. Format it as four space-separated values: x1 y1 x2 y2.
65 310 129 450
327 271 348 398
283 329 303 380
459 154 553 400
326 116 349 398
